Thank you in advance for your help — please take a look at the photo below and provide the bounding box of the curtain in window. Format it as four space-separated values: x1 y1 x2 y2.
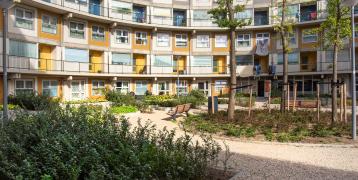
153 55 172 66
65 48 89 62
193 10 210 20
192 56 212 66
112 53 131 65
9 40 37 58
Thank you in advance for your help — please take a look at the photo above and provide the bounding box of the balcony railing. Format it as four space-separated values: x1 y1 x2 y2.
300 11 317 22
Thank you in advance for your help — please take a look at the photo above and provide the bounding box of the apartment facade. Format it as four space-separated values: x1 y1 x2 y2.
0 0 356 102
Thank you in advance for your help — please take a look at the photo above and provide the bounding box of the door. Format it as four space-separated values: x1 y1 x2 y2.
89 0 101 15
39 45 53 71
213 56 226 74
173 56 186 74
134 54 146 74
90 51 103 73
257 80 265 97
71 80 86 100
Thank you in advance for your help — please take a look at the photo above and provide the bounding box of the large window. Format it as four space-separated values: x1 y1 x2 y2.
198 81 209 95
9 40 37 58
302 29 317 43
92 80 105 96
69 21 85 39
42 15 57 34
235 9 252 21
215 80 227 94
175 34 188 47
215 35 227 48
237 34 251 47
92 26 105 41
65 48 89 62
42 80 58 97
71 80 86 100
15 80 34 95
192 56 212 66
135 32 147 45
115 81 130 94
115 29 129 44
135 81 147 95
277 52 299 65
157 33 170 47
153 55 172 67
193 10 211 21
196 35 210 48
111 0 132 14
158 81 170 95
236 55 253 65
112 53 131 65
176 80 188 95
15 8 34 30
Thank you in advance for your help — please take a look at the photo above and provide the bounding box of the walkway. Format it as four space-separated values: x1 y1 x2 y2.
125 110 358 179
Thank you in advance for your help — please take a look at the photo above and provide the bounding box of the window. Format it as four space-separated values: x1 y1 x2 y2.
193 10 211 21
302 29 317 43
92 26 105 41
157 33 170 47
192 56 212 66
111 1 132 14
65 48 89 62
256 33 270 43
196 35 210 48
237 34 251 47
175 34 188 47
198 81 209 95
15 8 34 30
112 53 131 65
42 15 57 34
42 80 58 97
92 80 105 96
69 21 85 39
15 80 34 95
235 9 252 20
215 80 227 93
176 80 188 95
135 81 147 95
9 40 37 58
135 32 147 45
71 80 86 100
279 31 296 46
236 55 253 65
115 81 130 94
215 35 227 48
277 52 299 65
325 50 350 62
158 81 170 95
153 55 172 66
115 29 129 44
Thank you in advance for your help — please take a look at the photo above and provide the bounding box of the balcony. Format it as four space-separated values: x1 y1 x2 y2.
133 5 146 23
173 9 187 26
300 52 317 72
300 4 317 22
254 10 269 26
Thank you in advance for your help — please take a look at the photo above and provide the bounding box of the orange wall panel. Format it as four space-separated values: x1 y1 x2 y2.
0 13 3 32
37 77 63 99
37 10 62 42
132 29 151 51
88 22 110 47
172 33 190 52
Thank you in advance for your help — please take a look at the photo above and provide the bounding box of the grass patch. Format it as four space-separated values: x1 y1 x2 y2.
110 105 138 114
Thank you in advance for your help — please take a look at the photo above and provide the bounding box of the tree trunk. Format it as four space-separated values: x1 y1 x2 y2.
227 28 237 121
332 43 338 123
280 0 288 112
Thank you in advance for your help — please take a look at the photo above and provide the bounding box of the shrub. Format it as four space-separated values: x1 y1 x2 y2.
0 105 221 179
0 104 20 111
110 105 138 114
105 91 136 106
8 92 58 110
63 96 108 104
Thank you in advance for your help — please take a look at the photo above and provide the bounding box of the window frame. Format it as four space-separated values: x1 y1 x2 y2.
302 29 318 43
158 81 170 95
196 34 210 48
41 14 57 34
176 80 188 95
15 79 34 95
237 33 251 47
175 34 188 47
42 80 58 97
91 25 105 41
157 33 170 47
215 34 228 48
256 32 270 43
91 80 105 96
69 21 85 39
115 29 129 44
135 31 148 45
115 81 130 94
15 7 34 30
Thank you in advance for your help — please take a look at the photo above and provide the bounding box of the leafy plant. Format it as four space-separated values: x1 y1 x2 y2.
8 92 58 111
105 90 136 106
110 105 138 114
0 104 20 111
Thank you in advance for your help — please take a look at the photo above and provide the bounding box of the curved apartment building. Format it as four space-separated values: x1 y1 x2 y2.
0 0 355 101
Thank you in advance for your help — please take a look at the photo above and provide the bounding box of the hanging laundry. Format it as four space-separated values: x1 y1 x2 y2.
256 39 269 56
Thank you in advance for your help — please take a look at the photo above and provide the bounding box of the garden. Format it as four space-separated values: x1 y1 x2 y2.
182 110 353 143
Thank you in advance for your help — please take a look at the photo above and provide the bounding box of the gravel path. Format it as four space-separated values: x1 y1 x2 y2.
125 110 358 179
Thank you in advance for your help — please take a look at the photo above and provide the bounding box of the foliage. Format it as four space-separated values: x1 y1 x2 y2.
63 96 108 104
0 104 20 111
144 91 206 108
8 92 59 111
235 93 256 107
182 110 351 143
0 105 221 179
110 105 138 114
105 90 136 106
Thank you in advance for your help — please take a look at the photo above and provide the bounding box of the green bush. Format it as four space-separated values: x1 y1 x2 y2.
0 104 20 111
8 92 58 110
0 105 221 179
110 105 138 114
105 91 136 106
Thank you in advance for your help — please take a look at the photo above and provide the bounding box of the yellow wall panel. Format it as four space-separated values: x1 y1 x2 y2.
88 22 110 47
37 9 62 42
90 51 104 73
172 33 190 52
132 29 151 51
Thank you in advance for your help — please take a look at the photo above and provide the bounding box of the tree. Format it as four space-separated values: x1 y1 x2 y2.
317 0 351 122
208 0 250 121
272 0 295 112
